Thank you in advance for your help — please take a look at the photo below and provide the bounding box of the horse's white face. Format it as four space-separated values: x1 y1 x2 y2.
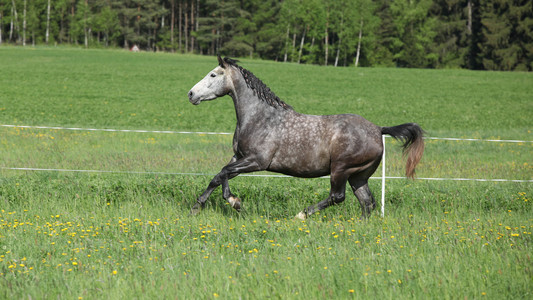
188 65 230 105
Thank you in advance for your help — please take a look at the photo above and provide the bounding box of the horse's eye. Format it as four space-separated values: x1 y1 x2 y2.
210 73 216 78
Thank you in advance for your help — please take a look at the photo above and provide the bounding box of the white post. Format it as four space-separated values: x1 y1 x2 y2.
381 135 386 217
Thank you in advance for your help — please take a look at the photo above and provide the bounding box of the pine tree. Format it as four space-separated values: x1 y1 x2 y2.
92 1 120 47
481 0 533 71
430 0 470 68
25 0 39 45
373 0 397 67
111 0 136 49
222 0 255 57
466 0 483 69
196 0 244 55
349 0 379 67
252 0 283 60
390 0 438 68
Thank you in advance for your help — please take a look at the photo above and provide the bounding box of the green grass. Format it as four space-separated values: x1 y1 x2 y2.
1 46 531 139
1 174 531 299
0 47 532 299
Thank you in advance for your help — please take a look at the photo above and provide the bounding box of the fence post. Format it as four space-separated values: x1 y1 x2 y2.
381 135 386 217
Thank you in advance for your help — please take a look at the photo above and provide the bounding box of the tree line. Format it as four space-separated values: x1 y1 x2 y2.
1 0 532 71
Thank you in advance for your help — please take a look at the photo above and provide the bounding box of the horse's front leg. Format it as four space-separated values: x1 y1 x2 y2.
220 155 242 211
191 156 262 214
191 156 237 213
222 174 241 211
190 174 222 214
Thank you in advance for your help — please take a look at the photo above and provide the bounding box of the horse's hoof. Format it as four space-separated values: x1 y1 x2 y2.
228 196 241 212
295 211 307 220
190 203 202 215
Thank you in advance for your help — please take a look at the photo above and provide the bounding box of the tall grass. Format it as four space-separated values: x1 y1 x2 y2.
0 47 531 299
1 173 531 299
1 127 530 179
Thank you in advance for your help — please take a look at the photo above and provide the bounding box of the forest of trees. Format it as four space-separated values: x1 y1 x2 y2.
1 0 532 71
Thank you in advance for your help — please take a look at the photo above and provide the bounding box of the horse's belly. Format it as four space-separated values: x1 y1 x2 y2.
275 167 330 178
267 152 330 178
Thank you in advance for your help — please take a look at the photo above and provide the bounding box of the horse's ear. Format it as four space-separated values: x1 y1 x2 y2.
217 54 226 69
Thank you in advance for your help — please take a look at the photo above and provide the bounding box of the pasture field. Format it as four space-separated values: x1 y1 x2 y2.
0 47 532 299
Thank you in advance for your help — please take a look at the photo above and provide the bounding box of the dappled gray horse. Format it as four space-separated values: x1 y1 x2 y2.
188 56 424 219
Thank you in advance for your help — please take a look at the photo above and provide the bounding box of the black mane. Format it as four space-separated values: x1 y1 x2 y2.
223 57 292 110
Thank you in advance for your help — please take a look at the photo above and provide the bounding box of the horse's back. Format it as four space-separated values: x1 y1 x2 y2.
266 112 383 178
323 113 383 158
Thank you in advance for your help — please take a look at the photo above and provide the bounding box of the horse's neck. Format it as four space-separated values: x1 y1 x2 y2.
230 76 283 130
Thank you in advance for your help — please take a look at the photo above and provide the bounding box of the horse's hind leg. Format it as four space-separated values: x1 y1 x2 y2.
295 173 348 219
348 177 376 219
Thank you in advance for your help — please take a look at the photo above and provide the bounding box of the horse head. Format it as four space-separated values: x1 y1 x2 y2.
188 55 235 105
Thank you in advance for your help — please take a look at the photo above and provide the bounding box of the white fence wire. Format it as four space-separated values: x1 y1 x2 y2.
1 123 531 184
2 124 532 143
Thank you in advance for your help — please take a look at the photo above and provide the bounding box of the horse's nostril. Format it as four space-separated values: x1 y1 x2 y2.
188 91 194 98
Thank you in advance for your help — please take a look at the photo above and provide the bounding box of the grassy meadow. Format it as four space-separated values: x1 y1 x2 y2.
0 47 532 299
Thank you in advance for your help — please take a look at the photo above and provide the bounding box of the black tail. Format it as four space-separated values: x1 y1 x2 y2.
382 123 425 179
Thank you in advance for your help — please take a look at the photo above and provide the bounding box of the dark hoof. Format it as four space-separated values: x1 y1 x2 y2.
190 203 203 215
359 214 371 221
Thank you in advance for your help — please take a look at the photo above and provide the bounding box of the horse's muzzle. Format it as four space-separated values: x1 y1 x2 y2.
188 90 201 105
